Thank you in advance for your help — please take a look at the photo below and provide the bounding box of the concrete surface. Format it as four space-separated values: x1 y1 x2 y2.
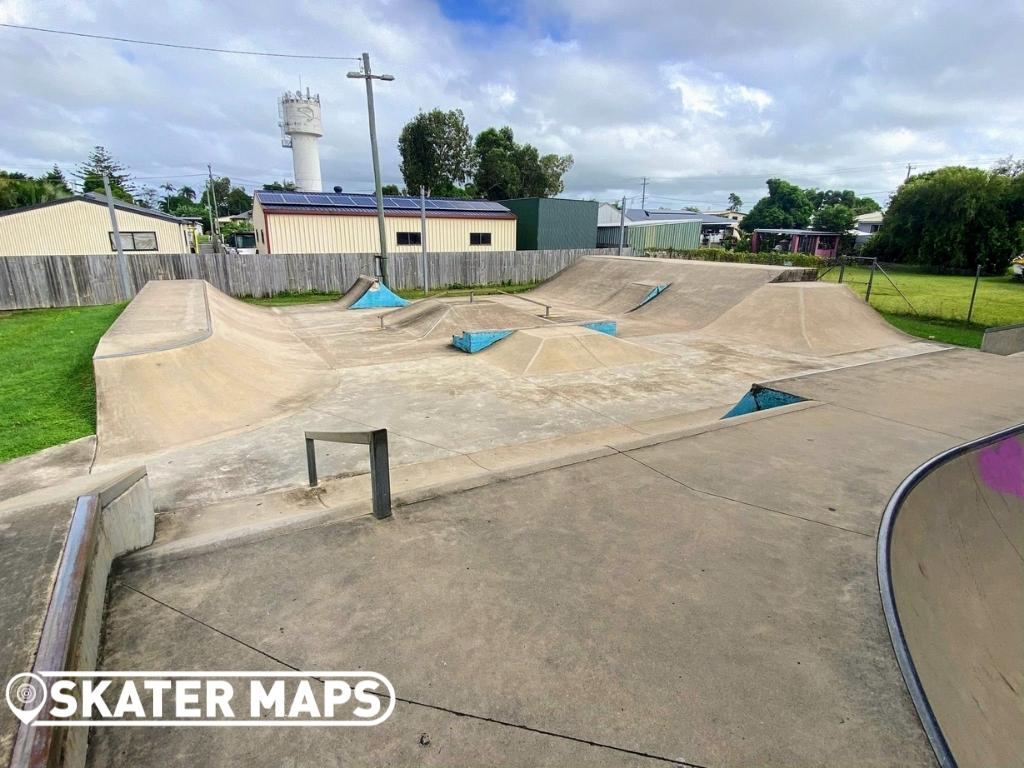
480 325 664 375
981 321 1024 355
0 469 153 767
5 255 1020 766
699 282 911 355
93 282 336 461
888 432 1023 768
98 400 968 767
0 435 95 501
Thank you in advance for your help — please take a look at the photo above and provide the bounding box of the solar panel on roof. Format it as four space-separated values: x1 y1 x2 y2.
260 193 285 204
394 198 417 209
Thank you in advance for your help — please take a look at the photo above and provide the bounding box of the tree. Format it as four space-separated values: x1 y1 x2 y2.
472 126 573 200
134 186 159 209
740 178 814 232
804 188 880 216
0 169 72 211
864 166 1019 274
398 109 475 196
684 206 701 213
263 180 297 191
813 204 855 232
74 146 134 202
727 193 742 212
42 165 71 194
224 186 252 215
381 184 402 195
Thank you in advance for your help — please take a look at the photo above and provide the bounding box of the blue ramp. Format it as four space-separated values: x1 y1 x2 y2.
349 282 409 309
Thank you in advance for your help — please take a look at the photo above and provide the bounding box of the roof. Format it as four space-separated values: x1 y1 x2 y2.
854 211 884 223
0 193 188 222
754 228 842 236
625 209 738 226
254 190 515 218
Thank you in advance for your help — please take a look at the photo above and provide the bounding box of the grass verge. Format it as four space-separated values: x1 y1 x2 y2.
0 303 126 462
879 312 986 348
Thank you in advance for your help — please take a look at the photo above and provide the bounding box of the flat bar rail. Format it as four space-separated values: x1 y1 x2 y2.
304 429 392 520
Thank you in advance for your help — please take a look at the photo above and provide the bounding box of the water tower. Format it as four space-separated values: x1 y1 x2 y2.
278 88 323 192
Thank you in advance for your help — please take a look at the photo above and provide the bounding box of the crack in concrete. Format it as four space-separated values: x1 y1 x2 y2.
611 447 872 539
116 583 705 768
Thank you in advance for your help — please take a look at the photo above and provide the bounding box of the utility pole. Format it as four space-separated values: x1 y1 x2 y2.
905 163 914 181
348 53 395 284
617 196 627 255
207 165 222 251
640 177 647 210
103 173 133 300
420 186 428 291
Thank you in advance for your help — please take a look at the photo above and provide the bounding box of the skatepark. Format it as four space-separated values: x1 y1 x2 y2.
1 255 1021 767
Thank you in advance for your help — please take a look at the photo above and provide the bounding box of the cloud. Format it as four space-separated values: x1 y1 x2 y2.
662 65 773 117
0 0 1021 211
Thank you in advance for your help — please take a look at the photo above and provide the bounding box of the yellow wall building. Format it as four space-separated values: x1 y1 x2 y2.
0 194 192 256
253 191 516 254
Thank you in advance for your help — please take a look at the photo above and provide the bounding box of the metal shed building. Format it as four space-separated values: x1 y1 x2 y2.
252 191 516 254
499 197 598 250
0 194 193 257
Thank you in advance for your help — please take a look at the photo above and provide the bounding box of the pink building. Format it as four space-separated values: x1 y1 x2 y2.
751 228 840 259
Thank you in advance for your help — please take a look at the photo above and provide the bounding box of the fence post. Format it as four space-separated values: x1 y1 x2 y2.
966 264 982 324
865 259 877 303
838 261 845 284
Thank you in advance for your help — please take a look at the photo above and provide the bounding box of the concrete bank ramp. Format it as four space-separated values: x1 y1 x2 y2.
384 298 549 340
94 280 336 462
880 426 1024 768
700 282 911 355
480 325 664 375
530 255 815 330
335 274 376 309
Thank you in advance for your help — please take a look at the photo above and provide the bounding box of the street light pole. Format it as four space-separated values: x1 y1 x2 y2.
348 52 395 285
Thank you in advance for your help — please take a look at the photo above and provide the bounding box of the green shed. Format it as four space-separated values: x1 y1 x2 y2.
627 220 701 253
499 197 598 250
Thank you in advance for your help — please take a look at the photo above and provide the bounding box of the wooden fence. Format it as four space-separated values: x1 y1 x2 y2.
0 248 618 310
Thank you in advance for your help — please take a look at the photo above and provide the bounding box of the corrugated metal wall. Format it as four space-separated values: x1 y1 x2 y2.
263 210 516 254
628 221 701 253
501 198 598 250
0 199 188 256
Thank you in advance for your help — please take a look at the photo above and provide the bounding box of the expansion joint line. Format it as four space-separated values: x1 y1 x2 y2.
608 447 871 539
117 583 706 768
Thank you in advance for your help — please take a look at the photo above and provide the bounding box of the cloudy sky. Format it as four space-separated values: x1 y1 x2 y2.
1 0 1021 211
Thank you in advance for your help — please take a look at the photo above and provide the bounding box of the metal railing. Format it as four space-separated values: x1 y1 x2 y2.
304 429 392 520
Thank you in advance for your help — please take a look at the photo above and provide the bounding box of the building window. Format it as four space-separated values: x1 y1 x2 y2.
110 231 158 251
397 231 421 246
470 232 492 246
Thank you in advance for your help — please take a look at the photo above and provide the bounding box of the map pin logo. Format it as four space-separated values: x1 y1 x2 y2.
6 673 47 725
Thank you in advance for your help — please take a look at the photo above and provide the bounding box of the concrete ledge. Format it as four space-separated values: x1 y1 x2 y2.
6 468 153 768
981 322 1024 356
121 402 823 568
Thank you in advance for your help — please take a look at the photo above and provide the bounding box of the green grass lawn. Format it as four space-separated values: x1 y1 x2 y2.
819 265 1024 347
0 303 125 462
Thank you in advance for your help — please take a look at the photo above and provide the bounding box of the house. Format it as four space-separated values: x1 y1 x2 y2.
499 197 598 250
0 193 193 256
852 211 884 248
595 205 737 249
252 191 516 254
751 228 840 259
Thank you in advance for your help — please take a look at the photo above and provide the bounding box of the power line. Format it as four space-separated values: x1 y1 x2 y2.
0 23 362 61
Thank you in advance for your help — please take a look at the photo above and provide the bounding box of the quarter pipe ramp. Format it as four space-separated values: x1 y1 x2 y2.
879 425 1024 768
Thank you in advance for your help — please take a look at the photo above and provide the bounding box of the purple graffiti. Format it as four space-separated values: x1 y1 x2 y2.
977 437 1024 498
